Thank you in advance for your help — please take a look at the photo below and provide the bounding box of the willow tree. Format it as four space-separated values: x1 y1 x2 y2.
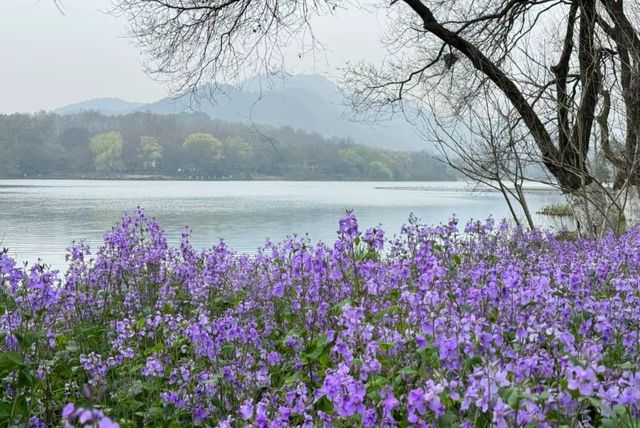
137 136 164 171
90 131 124 174
115 0 640 234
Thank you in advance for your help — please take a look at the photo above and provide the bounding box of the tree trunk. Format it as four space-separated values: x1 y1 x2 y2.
566 182 623 237
621 185 640 228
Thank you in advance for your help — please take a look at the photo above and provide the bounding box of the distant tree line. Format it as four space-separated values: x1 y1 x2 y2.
0 111 455 181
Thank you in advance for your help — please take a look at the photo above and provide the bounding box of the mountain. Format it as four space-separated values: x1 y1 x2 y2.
54 75 430 151
54 97 143 116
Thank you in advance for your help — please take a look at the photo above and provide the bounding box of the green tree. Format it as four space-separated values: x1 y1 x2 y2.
182 133 223 176
90 132 124 173
369 161 393 180
57 128 89 150
339 147 368 178
221 136 252 177
0 141 19 177
137 136 164 171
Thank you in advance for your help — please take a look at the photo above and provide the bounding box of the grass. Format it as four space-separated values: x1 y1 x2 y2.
537 202 573 217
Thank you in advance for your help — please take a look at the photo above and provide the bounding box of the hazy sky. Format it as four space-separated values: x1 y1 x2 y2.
1 1 387 113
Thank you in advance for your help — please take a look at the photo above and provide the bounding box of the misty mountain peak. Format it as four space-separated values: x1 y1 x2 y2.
54 74 429 151
54 97 144 116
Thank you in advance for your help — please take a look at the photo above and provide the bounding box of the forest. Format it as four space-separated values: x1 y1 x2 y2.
0 111 454 181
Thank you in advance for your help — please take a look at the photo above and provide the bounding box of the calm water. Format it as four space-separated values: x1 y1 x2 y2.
0 180 567 269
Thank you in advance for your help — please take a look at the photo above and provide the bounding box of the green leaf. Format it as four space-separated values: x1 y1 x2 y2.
144 342 164 356
306 347 324 361
221 343 235 355
0 401 12 418
613 404 628 416
462 355 482 372
437 412 457 427
507 389 521 408
211 398 224 409
586 396 604 411
55 334 70 348
365 375 386 395
452 254 462 266
305 334 331 362
378 341 396 351
136 317 146 330
66 343 80 353
20 330 45 348
14 395 28 417
331 298 351 314
399 367 418 376
600 418 617 428
314 395 332 413
18 367 36 388
306 339 330 366
0 351 24 373
460 304 473 313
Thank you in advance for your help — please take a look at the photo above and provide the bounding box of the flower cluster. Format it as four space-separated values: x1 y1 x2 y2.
1 208 640 426
61 403 119 428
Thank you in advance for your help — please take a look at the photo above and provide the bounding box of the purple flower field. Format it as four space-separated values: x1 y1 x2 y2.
1 209 640 427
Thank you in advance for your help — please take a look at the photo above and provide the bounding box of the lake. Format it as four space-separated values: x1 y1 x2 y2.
0 180 567 269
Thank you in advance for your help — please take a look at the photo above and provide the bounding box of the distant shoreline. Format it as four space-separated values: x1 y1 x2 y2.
0 177 563 194
0 175 462 183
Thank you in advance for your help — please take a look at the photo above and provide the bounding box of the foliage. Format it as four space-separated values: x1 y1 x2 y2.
89 132 124 173
182 133 224 176
2 211 640 426
57 128 90 150
136 136 163 171
339 146 409 180
221 136 253 178
0 111 455 181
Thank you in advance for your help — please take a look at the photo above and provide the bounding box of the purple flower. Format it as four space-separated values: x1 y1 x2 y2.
363 227 384 249
62 403 75 419
338 211 358 238
161 391 186 408
98 418 120 428
407 382 445 421
492 398 509 428
193 404 209 422
567 365 598 396
6 209 640 426
141 356 164 377
273 281 285 297
380 386 399 419
318 364 366 417
239 399 254 420
60 403 119 428
28 417 46 428
361 407 377 427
